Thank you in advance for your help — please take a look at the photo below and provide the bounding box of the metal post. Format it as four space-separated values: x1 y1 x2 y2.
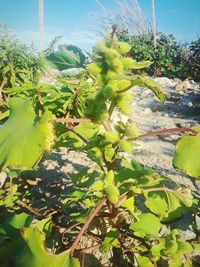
152 0 156 50
39 0 44 52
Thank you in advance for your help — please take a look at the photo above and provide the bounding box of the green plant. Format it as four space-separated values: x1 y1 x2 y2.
0 31 199 267
0 23 44 102
118 31 184 78
183 39 200 82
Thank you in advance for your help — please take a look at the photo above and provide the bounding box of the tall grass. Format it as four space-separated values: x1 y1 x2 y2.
92 0 151 36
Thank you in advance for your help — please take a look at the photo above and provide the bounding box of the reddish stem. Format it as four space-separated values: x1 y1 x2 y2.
128 127 197 141
81 253 85 267
17 200 45 218
70 198 106 256
78 243 100 254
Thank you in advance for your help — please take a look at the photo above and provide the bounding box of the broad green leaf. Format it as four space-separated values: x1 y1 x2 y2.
137 256 154 267
16 227 80 267
0 98 54 170
100 228 119 252
173 134 200 179
0 215 80 267
74 123 99 140
131 75 165 103
120 196 135 216
150 241 165 261
177 241 193 255
46 44 86 70
145 193 168 218
104 145 115 161
161 191 189 222
122 58 152 69
104 170 114 185
90 180 104 191
130 213 161 237
104 184 119 204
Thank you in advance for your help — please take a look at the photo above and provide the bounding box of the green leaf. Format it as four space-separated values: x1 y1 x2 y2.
90 180 104 191
120 196 135 216
0 98 54 170
46 44 86 70
16 227 80 267
104 170 114 185
150 241 165 261
145 193 168 218
177 241 193 255
137 256 154 267
162 191 189 222
122 58 152 69
104 145 115 161
131 75 165 103
119 140 133 153
100 228 119 252
74 123 99 140
130 213 161 237
104 184 119 204
173 134 200 179
193 242 200 251
125 122 138 138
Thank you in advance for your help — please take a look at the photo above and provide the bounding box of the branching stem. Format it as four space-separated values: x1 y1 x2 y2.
16 200 45 218
128 127 197 142
51 118 92 124
70 198 106 256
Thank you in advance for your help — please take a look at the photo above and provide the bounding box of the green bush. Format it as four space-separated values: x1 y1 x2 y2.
0 24 44 101
118 31 200 82
185 39 200 82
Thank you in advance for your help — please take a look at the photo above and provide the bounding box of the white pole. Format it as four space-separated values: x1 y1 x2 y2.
39 0 44 52
152 0 156 49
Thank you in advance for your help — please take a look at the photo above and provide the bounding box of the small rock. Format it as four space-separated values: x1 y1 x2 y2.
0 172 7 188
187 102 193 107
144 108 152 114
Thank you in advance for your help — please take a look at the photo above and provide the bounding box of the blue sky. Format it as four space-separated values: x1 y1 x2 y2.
0 0 199 50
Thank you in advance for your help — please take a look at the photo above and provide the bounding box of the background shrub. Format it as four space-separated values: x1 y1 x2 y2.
118 31 200 82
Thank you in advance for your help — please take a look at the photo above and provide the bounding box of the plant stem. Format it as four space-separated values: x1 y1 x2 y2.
127 127 197 142
68 128 88 144
77 243 100 254
70 198 106 256
108 100 115 119
51 118 92 124
16 200 45 218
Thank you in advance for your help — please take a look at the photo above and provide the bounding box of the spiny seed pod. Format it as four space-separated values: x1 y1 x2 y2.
119 140 133 153
94 41 107 55
110 58 123 71
100 86 114 99
108 80 118 90
106 70 117 79
105 131 119 143
104 48 120 60
87 63 101 75
115 42 131 54
122 57 137 69
125 122 138 138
